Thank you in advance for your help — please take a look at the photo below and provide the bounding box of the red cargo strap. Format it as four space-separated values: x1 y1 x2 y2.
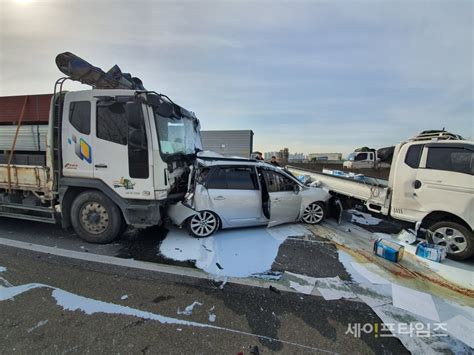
6 95 28 192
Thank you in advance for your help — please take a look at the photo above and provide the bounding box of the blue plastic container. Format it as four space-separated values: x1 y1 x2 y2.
415 242 447 262
373 238 404 262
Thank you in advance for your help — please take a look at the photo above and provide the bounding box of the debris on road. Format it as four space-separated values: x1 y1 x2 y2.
373 238 405 262
177 301 203 316
415 242 447 262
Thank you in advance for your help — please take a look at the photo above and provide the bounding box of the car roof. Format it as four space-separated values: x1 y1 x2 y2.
197 157 274 168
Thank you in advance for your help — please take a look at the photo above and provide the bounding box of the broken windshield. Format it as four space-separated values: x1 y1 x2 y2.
154 113 202 158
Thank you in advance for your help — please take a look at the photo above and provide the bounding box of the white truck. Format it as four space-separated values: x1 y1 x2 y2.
290 131 473 260
343 148 391 169
0 53 202 243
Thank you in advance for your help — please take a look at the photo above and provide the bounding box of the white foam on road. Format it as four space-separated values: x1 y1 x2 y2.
348 210 383 226
159 225 309 278
391 284 441 321
0 280 333 353
177 301 203 316
336 251 473 353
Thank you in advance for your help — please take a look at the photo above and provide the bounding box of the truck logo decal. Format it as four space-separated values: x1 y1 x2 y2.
113 177 135 190
69 135 92 164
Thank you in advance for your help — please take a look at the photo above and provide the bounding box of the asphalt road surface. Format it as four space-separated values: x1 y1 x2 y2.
0 217 409 354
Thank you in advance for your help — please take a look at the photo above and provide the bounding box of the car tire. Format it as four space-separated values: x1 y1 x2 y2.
427 221 473 261
70 191 123 244
301 202 326 225
187 211 220 238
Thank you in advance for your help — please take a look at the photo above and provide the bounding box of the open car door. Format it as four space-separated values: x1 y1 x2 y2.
262 169 302 227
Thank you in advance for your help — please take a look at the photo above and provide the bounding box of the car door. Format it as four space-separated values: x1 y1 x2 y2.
263 169 302 227
93 98 154 200
205 166 264 227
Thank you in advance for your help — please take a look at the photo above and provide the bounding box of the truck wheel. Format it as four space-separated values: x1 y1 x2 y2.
427 221 473 261
70 191 122 244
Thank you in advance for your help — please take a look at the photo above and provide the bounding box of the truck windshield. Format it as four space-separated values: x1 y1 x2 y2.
154 113 202 157
347 153 356 161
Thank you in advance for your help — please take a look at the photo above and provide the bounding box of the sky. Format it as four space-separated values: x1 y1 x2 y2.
0 0 472 156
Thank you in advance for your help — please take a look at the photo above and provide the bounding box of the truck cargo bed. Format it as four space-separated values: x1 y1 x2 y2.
288 166 390 214
0 164 51 194
0 124 47 151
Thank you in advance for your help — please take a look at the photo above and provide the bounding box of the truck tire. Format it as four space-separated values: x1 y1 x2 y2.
70 191 123 244
427 221 473 261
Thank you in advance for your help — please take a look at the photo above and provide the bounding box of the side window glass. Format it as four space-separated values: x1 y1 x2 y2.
127 102 149 179
355 153 367 161
207 167 258 190
277 173 297 191
97 102 127 145
69 101 91 135
405 144 424 168
426 147 473 175
264 170 279 192
226 167 258 190
207 168 227 189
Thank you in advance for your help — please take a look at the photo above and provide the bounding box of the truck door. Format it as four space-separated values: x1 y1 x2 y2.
354 152 370 168
93 99 154 200
414 144 473 220
263 169 302 227
62 92 94 178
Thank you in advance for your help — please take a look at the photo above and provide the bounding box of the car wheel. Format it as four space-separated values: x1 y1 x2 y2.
70 191 122 244
187 211 220 238
427 221 473 261
301 202 326 224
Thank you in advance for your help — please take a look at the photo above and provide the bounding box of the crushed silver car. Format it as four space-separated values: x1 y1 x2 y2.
167 153 331 237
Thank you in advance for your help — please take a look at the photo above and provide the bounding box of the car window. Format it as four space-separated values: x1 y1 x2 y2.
264 170 297 192
405 144 424 168
207 166 258 190
426 147 473 175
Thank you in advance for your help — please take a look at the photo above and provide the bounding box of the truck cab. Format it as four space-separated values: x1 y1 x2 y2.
0 89 202 243
343 150 376 169
389 138 473 259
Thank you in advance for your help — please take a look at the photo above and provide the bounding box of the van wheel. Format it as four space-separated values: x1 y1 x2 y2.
427 221 473 261
302 202 326 224
70 191 122 244
187 211 220 238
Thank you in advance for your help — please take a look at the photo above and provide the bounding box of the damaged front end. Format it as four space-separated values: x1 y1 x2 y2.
146 93 203 202
166 161 211 226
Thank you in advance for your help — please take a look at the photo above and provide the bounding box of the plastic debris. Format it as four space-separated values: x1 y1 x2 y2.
373 238 404 262
416 242 447 262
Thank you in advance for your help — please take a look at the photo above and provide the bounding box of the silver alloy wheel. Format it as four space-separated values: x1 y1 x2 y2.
190 211 218 237
302 203 324 224
431 227 468 254
80 202 109 235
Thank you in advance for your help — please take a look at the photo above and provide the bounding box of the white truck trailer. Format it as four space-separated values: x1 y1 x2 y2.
290 131 473 260
0 53 202 243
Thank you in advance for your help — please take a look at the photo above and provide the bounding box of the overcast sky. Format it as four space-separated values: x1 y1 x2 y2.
1 0 472 155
